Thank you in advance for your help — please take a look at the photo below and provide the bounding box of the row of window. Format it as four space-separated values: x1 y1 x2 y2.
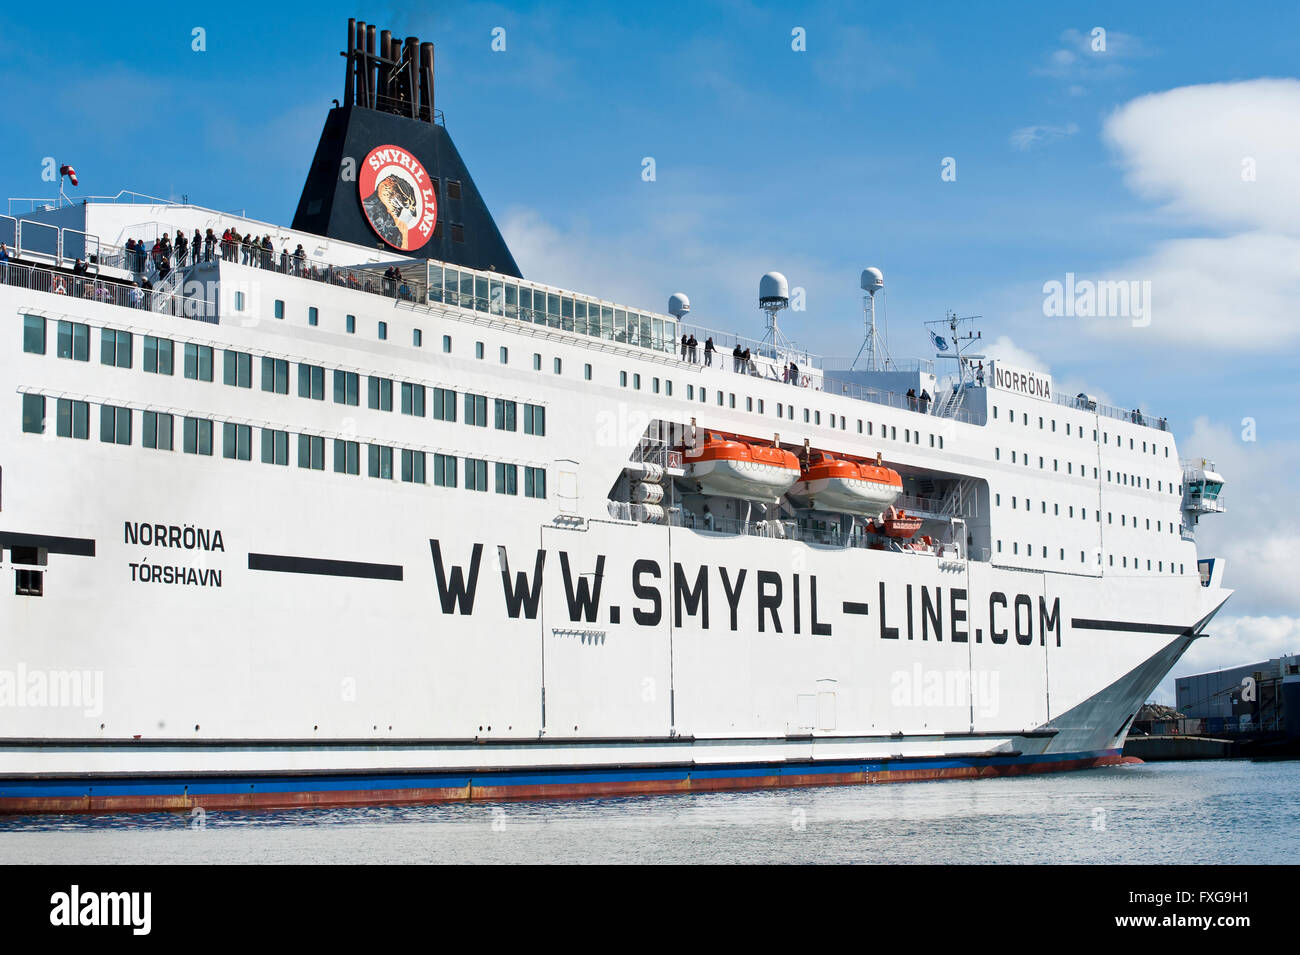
20 395 548 497
994 538 1185 574
994 493 1181 544
994 447 1179 498
993 405 1169 458
23 317 548 437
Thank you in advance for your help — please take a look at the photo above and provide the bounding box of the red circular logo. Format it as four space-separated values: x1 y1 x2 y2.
358 145 438 251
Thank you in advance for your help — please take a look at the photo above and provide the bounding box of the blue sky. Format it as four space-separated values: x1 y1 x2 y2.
5 1 1299 688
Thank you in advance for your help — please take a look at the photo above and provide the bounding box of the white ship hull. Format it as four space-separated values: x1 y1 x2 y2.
0 185 1229 812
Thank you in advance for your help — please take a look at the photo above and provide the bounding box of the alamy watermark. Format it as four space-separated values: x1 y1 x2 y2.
0 664 104 717
1042 273 1151 328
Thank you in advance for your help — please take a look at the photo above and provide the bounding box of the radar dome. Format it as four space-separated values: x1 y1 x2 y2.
759 271 789 309
668 293 690 318
860 267 884 293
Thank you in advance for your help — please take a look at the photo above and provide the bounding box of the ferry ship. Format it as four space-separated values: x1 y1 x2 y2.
0 21 1231 813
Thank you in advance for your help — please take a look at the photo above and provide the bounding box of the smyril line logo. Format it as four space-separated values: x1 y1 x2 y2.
49 885 151 935
359 144 437 251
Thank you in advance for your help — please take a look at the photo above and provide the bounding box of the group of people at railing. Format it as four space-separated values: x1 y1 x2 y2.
677 332 810 386
118 225 424 303
0 241 159 310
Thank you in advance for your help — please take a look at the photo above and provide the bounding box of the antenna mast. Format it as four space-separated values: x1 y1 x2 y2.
758 271 793 357
851 267 892 371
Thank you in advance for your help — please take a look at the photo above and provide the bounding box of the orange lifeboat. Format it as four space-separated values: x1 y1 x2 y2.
684 433 801 502
788 451 903 517
878 506 923 539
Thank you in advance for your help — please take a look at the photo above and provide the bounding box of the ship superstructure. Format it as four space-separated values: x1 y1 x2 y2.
0 23 1230 812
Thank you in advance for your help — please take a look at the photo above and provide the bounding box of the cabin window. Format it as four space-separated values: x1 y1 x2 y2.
223 349 252 388
433 387 456 421
333 439 360 475
56 399 89 439
57 321 90 361
19 394 43 433
262 429 290 465
433 453 457 487
402 383 427 417
346 314 356 334
495 462 518 495
144 336 174 375
584 363 592 380
297 434 325 470
414 329 423 347
22 315 45 354
464 457 488 491
378 321 388 340
333 370 360 406
368 376 393 411
308 307 318 327
401 449 426 484
524 404 546 436
142 411 173 450
495 399 518 431
464 393 488 427
525 467 547 499
101 329 132 368
183 417 213 456
262 357 289 394
297 362 325 399
100 405 131 445
223 423 252 461
368 444 394 479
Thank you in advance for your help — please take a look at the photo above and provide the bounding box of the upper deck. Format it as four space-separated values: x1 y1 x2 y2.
1 192 1172 439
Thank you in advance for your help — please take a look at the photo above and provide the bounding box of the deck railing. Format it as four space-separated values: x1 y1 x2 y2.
0 258 215 322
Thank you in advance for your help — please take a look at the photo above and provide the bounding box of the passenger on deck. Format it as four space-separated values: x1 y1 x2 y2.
906 387 917 411
175 233 188 268
789 361 799 385
687 334 698 363
704 337 715 366
919 389 931 413
680 334 688 360
742 347 752 374
703 505 714 531
193 229 203 266
976 361 985 386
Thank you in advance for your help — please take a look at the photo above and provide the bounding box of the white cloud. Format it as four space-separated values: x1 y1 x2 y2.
1077 79 1300 350
1034 28 1145 83
1009 123 1078 151
1178 417 1300 617
1104 79 1300 234
1083 232 1300 349
500 203 842 351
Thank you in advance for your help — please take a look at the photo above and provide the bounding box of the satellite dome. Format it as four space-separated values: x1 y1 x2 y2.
759 271 789 309
668 293 690 318
860 267 884 293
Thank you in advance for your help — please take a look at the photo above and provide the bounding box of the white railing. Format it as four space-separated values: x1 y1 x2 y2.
1053 391 1169 432
0 258 216 322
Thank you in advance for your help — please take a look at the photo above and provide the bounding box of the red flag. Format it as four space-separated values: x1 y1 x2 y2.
59 164 78 186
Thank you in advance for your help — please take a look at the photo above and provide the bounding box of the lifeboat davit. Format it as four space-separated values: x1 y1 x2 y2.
685 433 800 502
788 451 903 517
